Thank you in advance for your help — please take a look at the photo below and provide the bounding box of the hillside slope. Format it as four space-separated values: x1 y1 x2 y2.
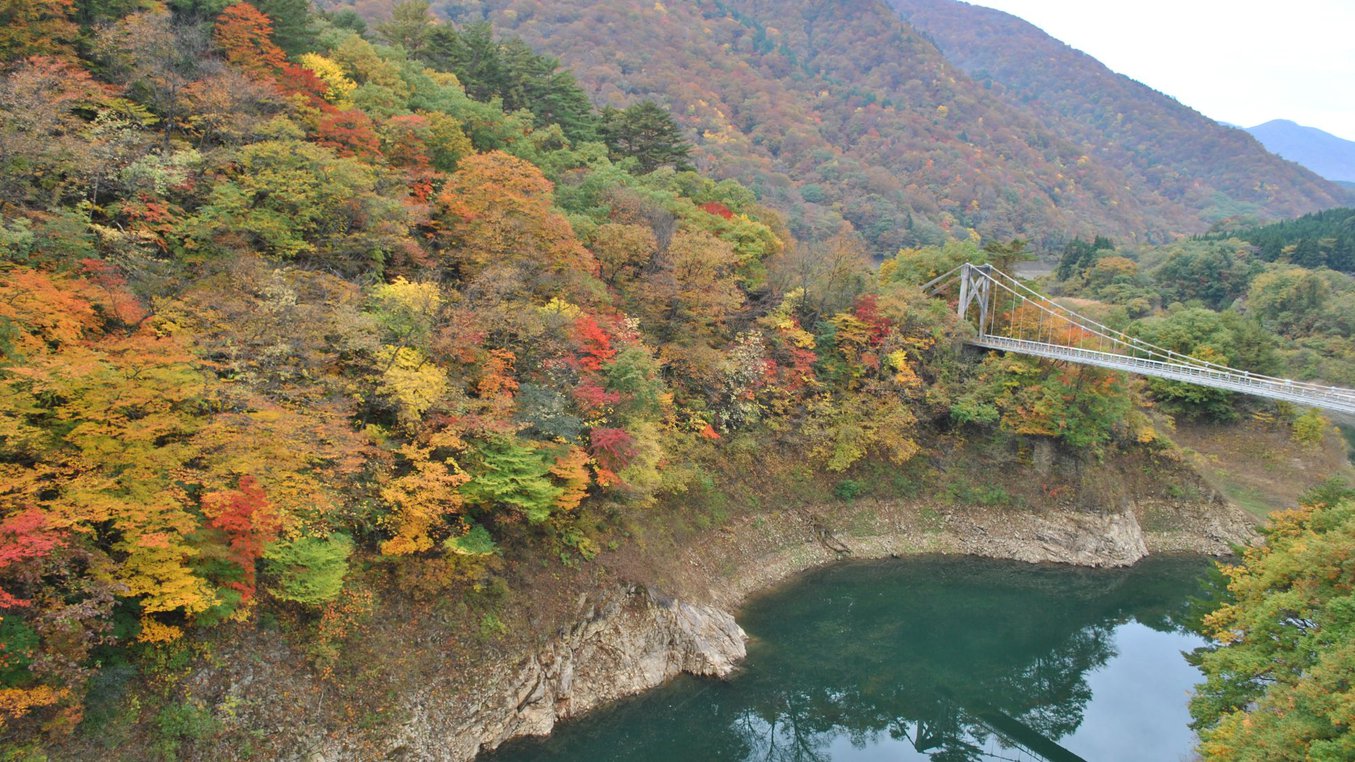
889 0 1345 228
436 0 1164 253
401 0 1348 255
1247 119 1355 183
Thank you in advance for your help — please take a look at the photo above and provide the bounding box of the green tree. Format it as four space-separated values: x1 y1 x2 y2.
262 533 354 606
1146 239 1258 310
177 137 407 273
251 0 314 57
1055 236 1115 280
881 239 986 287
419 22 599 144
166 0 232 20
1246 265 1336 337
1131 307 1278 420
600 101 693 174
461 437 562 523
73 0 144 23
376 0 432 56
982 237 1033 273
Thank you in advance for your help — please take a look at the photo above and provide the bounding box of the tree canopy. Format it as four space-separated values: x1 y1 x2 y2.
1190 483 1355 760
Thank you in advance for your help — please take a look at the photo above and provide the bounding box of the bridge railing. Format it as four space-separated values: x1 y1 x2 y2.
972 335 1355 415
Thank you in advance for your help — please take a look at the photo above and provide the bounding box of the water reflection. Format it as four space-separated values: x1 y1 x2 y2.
486 556 1213 762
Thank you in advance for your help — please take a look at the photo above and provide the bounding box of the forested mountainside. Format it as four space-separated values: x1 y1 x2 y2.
343 0 1157 255
331 0 1346 257
1 0 983 747
887 0 1346 225
4 1 1354 757
1246 119 1355 183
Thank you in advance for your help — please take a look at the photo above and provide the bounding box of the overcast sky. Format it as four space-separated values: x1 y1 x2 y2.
968 0 1355 141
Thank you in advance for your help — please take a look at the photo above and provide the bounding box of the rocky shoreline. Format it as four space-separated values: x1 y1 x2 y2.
385 585 745 762
364 487 1256 762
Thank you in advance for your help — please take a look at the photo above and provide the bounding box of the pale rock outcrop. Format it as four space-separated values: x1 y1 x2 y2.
947 505 1149 567
384 586 745 761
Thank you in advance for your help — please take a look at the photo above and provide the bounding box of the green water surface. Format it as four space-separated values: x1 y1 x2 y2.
485 555 1217 762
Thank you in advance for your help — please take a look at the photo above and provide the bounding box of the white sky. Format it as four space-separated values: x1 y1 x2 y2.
967 0 1355 141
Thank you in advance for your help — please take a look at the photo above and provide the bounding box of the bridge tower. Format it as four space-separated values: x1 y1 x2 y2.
956 263 992 336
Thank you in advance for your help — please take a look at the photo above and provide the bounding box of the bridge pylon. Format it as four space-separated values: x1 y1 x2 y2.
956 262 993 336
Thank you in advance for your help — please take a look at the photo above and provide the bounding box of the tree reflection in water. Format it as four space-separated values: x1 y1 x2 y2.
486 556 1213 762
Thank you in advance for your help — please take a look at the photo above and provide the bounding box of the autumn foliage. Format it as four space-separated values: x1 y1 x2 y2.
0 0 78 61
436 151 598 281
201 476 282 604
213 3 287 80
0 510 64 610
0 0 1147 746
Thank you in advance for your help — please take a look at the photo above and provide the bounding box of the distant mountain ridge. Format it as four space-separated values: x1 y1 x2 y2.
887 0 1344 226
347 0 1347 253
1245 119 1355 183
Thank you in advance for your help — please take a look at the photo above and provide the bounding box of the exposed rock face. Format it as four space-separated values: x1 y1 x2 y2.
385 586 745 761
945 505 1149 567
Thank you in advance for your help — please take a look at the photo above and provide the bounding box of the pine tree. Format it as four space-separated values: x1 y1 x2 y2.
375 0 431 56
252 0 313 56
600 101 693 173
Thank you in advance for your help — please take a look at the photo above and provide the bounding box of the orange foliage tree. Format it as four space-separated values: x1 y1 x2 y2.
213 3 287 81
436 150 598 284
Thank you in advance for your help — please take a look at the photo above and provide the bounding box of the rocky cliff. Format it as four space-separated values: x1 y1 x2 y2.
382 587 745 761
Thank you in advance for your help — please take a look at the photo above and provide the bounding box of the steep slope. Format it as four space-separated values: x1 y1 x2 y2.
419 0 1224 254
889 0 1345 229
1247 119 1355 183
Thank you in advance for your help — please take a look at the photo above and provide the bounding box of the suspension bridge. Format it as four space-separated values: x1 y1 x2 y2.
923 263 1355 416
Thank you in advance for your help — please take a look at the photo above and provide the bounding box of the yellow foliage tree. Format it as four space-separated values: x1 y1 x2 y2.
298 52 356 106
550 445 592 512
0 269 220 626
376 345 449 429
0 686 69 732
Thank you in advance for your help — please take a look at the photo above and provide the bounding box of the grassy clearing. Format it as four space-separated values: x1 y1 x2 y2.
1173 417 1355 518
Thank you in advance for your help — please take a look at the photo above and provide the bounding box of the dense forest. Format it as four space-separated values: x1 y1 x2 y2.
322 0 1347 258
1044 212 1355 406
1217 207 1355 273
0 1 1351 759
1190 481 1355 759
0 0 975 749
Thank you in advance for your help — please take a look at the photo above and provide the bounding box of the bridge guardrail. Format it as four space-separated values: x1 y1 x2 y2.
971 336 1355 416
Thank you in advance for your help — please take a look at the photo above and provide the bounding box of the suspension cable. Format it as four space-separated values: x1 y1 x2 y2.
973 267 1355 398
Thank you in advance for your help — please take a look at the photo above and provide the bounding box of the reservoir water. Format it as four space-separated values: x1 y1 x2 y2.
486 555 1217 762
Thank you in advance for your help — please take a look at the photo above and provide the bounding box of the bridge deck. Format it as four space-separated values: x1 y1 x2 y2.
970 335 1355 416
